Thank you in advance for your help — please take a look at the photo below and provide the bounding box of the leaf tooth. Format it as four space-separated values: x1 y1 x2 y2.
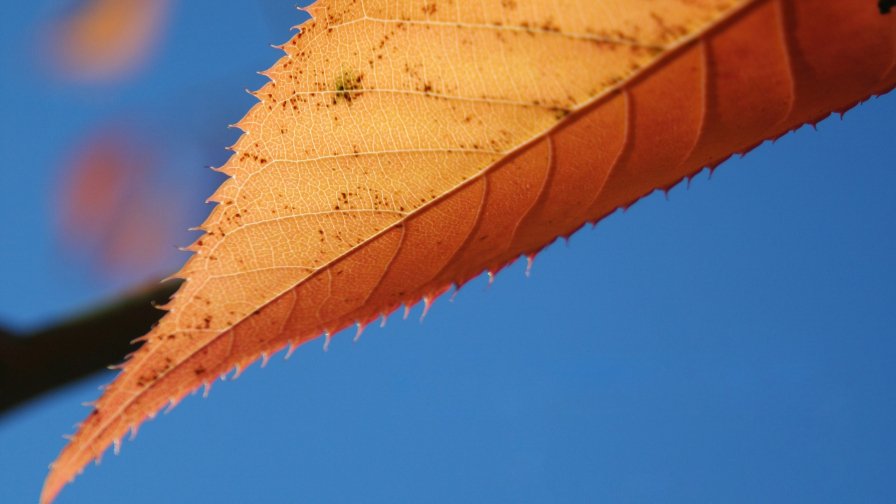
163 397 181 414
300 4 325 21
525 254 536 278
353 321 367 342
180 234 209 253
419 298 434 322
243 87 261 101
227 121 246 133
153 278 181 294
284 342 300 360
204 193 224 204
419 285 451 323
206 164 229 176
449 285 463 303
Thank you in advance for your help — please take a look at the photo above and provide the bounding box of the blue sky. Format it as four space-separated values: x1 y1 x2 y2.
1 2 895 503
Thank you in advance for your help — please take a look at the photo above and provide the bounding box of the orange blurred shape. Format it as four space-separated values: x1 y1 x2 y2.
101 188 178 276
46 0 171 81
56 130 131 245
56 127 178 279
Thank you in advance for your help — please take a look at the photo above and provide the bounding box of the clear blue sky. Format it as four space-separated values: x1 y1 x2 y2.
2 2 895 503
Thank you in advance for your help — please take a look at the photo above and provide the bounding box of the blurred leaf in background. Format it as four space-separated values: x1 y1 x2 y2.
54 124 181 279
41 0 172 82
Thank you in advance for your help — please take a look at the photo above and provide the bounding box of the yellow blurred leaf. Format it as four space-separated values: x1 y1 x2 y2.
45 0 171 81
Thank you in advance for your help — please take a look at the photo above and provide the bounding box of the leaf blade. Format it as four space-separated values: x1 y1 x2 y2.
42 1 895 501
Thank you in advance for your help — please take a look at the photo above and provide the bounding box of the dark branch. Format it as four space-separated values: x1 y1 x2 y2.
0 281 180 417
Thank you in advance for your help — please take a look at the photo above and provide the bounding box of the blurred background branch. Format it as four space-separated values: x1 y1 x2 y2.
0 281 180 417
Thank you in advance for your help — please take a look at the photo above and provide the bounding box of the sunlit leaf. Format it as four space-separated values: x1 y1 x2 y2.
43 1 895 501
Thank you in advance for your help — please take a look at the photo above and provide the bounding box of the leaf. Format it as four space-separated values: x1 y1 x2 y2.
55 126 182 278
43 0 171 82
42 0 895 501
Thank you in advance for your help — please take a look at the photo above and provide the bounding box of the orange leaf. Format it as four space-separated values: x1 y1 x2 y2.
44 0 171 81
55 127 181 278
42 1 895 501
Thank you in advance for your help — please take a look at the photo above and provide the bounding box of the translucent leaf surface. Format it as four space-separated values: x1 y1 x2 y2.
43 1 895 501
